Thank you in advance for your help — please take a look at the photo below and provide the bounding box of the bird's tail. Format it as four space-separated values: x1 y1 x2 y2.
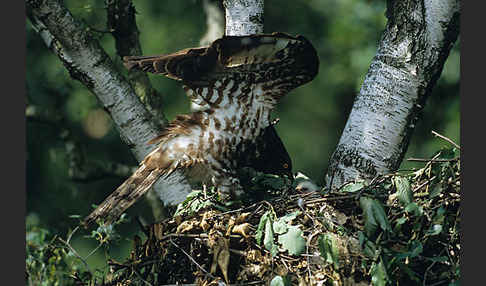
82 164 163 228
123 54 171 74
123 46 217 82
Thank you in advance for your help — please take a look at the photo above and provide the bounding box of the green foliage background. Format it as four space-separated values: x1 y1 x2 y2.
26 0 459 273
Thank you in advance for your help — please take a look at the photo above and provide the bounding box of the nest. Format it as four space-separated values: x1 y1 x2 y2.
99 147 460 286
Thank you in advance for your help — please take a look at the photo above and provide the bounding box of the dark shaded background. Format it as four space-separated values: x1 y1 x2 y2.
26 0 459 267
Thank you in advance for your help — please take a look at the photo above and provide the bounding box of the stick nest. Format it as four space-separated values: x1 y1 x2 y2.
99 146 459 286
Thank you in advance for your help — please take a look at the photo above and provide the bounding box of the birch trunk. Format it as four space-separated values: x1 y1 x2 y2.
325 0 460 190
26 0 161 162
223 0 264 36
26 0 191 210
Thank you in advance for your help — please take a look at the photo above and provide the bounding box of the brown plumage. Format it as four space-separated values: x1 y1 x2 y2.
83 32 318 227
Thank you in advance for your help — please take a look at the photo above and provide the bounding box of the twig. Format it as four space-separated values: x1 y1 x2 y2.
280 257 290 272
66 225 79 245
216 201 261 216
413 176 437 193
304 194 360 206
136 216 150 237
423 249 446 286
169 239 216 279
427 280 448 286
57 237 92 274
84 242 104 260
132 267 154 286
306 231 320 280
407 157 459 163
160 282 264 286
432 130 460 150
298 199 318 226
160 284 197 286
161 233 242 241
228 248 246 256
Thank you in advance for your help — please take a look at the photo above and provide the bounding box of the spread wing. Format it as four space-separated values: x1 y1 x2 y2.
123 32 319 106
123 32 318 178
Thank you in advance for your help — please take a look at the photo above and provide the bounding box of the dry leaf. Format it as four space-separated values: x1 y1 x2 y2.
208 236 230 283
176 220 197 233
235 212 251 224
232 223 251 238
152 223 164 240
174 215 182 225
200 210 218 232
217 238 230 283
245 249 263 262
225 216 236 236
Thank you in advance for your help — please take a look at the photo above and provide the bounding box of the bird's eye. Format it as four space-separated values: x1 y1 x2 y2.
283 163 289 169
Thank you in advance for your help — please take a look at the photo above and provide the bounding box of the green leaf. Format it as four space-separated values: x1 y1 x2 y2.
270 275 291 286
256 211 270 245
429 185 443 198
437 206 446 216
405 202 423 217
273 220 288 235
438 147 456 159
185 190 202 200
264 216 278 257
393 176 412 206
318 234 340 269
358 231 366 247
395 240 423 260
363 240 377 258
280 211 301 223
360 197 391 238
341 181 366 193
426 224 443 236
371 259 388 286
273 211 301 234
395 217 407 226
278 225 306 256
409 241 423 258
432 207 446 225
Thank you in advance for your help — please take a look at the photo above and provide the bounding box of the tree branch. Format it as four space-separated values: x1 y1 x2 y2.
105 0 168 127
26 0 162 161
325 0 460 190
26 0 191 213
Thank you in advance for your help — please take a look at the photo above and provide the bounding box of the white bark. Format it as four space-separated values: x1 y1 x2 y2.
27 0 160 161
27 0 190 208
223 0 264 36
200 0 225 46
325 0 460 190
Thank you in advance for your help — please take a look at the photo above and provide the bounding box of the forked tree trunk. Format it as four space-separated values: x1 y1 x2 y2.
325 0 460 190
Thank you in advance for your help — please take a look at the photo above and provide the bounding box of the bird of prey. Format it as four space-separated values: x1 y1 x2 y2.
83 32 319 226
